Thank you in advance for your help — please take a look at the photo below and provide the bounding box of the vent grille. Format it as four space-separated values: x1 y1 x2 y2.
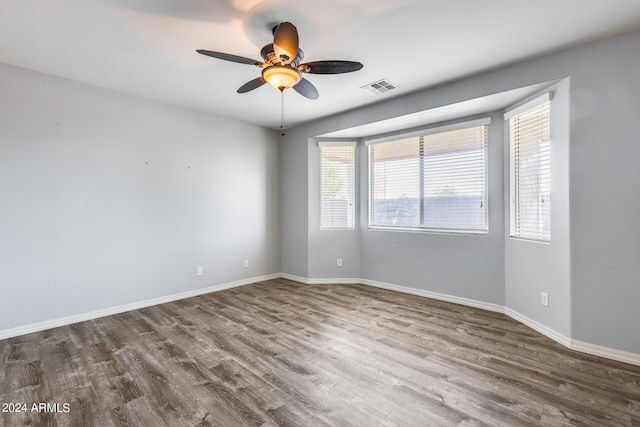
360 79 397 95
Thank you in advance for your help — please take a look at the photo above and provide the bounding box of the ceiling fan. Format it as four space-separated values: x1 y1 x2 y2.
196 22 363 100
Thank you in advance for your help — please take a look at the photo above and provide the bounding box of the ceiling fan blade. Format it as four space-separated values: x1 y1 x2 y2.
298 60 363 74
273 22 299 65
196 50 263 66
293 78 319 100
237 77 267 93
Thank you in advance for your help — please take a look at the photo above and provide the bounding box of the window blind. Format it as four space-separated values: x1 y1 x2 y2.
320 144 355 229
509 100 551 242
368 122 488 233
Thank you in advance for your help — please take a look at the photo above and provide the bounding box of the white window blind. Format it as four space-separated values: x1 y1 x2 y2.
508 99 551 242
368 121 488 233
320 143 355 229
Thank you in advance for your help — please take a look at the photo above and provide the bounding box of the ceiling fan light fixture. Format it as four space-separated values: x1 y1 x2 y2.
262 66 301 91
197 21 362 99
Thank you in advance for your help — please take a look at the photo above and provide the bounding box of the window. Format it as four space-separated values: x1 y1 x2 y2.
507 95 551 242
368 119 489 233
320 142 356 229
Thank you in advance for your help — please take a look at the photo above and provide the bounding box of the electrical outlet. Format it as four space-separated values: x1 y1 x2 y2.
337 258 343 267
541 292 549 307
197 266 203 277
244 259 249 268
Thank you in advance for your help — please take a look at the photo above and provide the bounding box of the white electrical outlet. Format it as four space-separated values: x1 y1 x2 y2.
197 266 203 277
244 259 249 268
541 292 549 307
337 258 343 267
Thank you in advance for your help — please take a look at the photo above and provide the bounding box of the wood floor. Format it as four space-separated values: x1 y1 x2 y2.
1 279 640 426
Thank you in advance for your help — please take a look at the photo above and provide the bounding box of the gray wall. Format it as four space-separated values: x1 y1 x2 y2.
0 62 280 332
567 34 640 352
279 134 309 278
281 30 640 354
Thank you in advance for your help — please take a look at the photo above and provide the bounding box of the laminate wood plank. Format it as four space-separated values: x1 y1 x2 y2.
2 279 640 426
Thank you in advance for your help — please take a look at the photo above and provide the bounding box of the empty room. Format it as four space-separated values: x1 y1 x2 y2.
2 0 640 425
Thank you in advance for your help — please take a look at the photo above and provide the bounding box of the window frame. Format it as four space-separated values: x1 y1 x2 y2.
319 140 357 231
366 118 490 235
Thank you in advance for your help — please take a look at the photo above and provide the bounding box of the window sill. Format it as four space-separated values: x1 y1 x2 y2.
368 226 489 237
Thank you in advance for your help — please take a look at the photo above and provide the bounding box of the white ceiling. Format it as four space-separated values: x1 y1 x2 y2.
2 0 640 130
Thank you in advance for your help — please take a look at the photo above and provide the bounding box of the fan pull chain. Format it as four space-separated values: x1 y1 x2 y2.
280 90 286 136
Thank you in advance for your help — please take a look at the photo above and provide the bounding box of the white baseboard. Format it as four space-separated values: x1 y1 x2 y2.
279 273 360 285
360 278 505 314
279 272 311 284
0 273 280 341
504 308 640 366
504 307 572 348
571 339 640 366
307 277 361 285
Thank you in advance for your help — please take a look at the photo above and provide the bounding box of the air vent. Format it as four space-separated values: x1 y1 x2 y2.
360 79 397 95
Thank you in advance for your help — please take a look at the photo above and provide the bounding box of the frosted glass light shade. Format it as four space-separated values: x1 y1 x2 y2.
262 66 301 90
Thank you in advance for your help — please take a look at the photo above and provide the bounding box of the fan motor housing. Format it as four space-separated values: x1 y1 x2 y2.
261 43 304 67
